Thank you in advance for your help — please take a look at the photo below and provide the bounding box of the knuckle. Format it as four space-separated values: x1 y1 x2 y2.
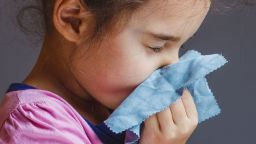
190 118 199 127
162 132 177 143
149 133 158 140
145 129 161 141
179 127 191 136
169 132 178 139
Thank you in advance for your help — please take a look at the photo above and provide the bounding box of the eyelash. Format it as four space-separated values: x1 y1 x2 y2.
148 46 163 53
149 44 185 53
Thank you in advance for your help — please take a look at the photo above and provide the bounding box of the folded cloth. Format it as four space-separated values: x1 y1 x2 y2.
104 50 228 144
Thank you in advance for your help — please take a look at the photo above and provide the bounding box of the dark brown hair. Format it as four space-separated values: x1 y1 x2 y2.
17 0 254 43
42 0 148 41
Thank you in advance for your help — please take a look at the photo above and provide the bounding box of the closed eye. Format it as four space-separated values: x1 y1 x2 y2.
147 46 163 53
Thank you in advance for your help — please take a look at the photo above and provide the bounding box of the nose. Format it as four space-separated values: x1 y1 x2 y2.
159 54 180 69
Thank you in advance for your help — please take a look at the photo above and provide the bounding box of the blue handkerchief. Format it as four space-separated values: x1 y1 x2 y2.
104 50 228 144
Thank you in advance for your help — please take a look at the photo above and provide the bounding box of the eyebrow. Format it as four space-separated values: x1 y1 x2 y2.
144 31 181 42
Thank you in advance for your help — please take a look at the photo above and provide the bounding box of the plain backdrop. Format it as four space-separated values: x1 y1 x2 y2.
1 1 255 144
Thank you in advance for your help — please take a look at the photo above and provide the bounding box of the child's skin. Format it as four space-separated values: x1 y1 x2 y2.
23 0 211 143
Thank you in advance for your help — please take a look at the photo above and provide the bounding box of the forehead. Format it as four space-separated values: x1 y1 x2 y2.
127 0 211 42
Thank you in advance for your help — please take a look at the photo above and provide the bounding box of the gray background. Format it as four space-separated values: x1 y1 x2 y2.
0 1 255 144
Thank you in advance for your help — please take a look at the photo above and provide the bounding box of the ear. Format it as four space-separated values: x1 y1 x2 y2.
53 0 95 43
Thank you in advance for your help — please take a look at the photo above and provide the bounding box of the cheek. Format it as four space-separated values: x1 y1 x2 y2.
70 43 155 108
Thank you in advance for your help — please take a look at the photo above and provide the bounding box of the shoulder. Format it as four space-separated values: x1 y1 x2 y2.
0 89 102 144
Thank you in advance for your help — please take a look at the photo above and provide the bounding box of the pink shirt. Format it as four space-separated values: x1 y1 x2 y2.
0 88 107 144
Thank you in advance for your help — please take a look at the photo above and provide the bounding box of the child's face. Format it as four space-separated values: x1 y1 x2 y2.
70 0 211 109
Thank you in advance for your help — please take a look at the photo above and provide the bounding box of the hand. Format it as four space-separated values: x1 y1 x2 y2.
139 88 198 144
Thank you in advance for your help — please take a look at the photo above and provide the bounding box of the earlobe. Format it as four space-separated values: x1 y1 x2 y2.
53 0 92 43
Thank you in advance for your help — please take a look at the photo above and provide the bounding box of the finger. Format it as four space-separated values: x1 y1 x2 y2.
170 94 187 125
144 114 160 132
156 107 175 133
181 88 198 121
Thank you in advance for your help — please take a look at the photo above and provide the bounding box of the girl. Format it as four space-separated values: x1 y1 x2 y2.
0 0 211 143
